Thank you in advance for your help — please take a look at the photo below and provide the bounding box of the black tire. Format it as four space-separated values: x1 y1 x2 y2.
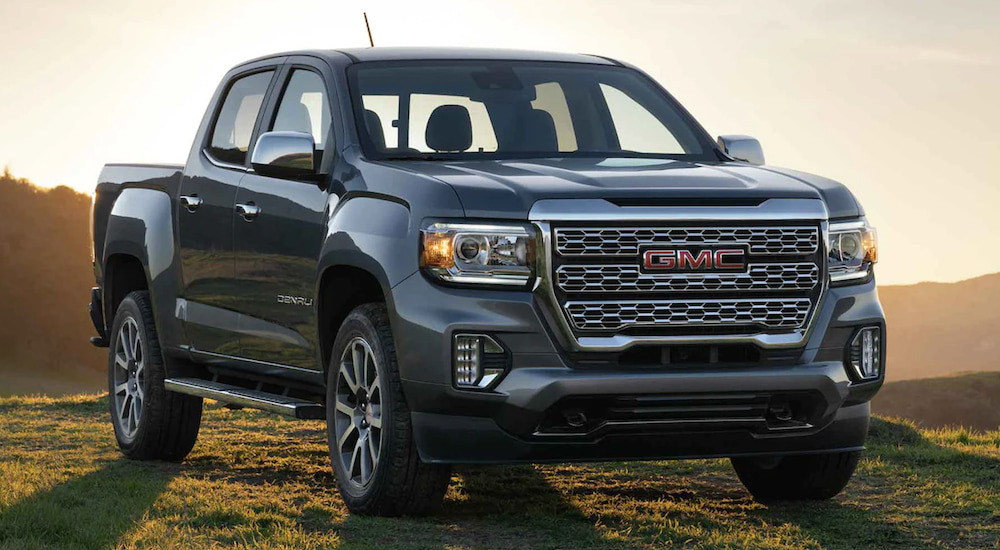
731 450 862 502
108 290 202 461
326 303 451 516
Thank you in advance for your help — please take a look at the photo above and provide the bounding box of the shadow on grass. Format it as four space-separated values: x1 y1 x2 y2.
331 464 644 549
737 417 1000 550
0 458 177 550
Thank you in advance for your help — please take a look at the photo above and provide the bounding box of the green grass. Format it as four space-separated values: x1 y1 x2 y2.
1 395 998 549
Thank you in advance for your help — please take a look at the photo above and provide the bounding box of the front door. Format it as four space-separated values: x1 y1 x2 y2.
177 67 277 357
232 66 333 370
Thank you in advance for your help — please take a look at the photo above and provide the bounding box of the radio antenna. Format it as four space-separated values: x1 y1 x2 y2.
364 12 374 47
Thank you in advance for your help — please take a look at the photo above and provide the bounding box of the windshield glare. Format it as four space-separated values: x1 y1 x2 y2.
348 61 713 161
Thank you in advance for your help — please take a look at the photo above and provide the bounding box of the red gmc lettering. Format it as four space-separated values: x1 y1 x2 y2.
643 248 746 271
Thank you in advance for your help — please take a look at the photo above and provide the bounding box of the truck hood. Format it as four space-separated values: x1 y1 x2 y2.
391 157 862 220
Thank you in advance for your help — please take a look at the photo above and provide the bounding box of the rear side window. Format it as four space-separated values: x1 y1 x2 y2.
272 69 331 156
208 71 274 165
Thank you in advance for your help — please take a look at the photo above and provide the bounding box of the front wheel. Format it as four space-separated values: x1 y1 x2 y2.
731 450 862 502
108 290 202 461
327 303 451 516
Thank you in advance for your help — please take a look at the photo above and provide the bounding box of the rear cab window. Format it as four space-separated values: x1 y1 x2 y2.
208 71 274 165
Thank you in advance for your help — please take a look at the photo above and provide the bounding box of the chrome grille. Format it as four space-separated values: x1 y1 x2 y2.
555 226 818 256
551 223 823 335
556 263 819 293
565 299 812 331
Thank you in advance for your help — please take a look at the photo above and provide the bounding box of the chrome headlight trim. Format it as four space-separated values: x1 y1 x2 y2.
828 219 877 284
420 221 535 288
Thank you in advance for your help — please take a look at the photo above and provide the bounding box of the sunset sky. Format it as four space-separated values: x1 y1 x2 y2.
1 0 998 285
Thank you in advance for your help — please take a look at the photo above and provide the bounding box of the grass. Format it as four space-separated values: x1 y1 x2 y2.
1 395 998 549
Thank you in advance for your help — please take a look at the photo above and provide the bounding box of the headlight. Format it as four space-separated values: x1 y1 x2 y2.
421 222 535 287
828 220 877 283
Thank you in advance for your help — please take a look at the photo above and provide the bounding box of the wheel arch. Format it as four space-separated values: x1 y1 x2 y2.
101 186 185 350
317 264 389 375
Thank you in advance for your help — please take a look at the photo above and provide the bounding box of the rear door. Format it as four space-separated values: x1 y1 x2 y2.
177 63 280 357
231 61 335 371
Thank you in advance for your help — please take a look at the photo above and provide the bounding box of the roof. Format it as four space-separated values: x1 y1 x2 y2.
332 47 617 65
238 47 619 67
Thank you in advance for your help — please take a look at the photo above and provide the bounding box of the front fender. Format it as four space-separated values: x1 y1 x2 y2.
319 193 417 293
103 187 185 350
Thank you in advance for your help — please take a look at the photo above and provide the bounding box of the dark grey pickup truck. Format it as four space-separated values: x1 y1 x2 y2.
89 47 885 515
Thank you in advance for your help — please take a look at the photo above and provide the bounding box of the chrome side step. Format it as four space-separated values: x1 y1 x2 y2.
164 378 325 420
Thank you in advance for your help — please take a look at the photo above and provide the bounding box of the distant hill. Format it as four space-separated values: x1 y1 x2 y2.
873 372 1000 431
0 169 105 396
880 273 1000 381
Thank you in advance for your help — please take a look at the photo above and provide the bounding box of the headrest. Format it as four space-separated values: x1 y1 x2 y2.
284 102 314 136
425 105 472 152
364 109 385 151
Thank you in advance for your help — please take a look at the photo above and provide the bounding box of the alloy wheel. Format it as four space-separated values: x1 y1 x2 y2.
113 317 145 439
334 337 383 487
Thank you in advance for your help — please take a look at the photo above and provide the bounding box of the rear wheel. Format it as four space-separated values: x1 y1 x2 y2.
731 451 862 501
327 303 451 516
108 290 202 461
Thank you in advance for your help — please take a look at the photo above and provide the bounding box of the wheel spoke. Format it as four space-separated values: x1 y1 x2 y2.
338 420 358 452
367 431 378 467
358 437 371 483
121 394 132 421
114 382 128 396
369 410 382 429
115 353 128 370
340 360 359 394
135 378 144 399
129 323 140 360
120 326 132 361
132 394 141 423
349 441 362 480
334 398 353 416
352 343 365 390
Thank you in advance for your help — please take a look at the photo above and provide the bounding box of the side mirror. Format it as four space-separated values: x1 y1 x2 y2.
717 135 765 165
251 131 318 180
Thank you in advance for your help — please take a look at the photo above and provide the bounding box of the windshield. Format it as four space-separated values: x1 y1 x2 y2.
348 61 716 161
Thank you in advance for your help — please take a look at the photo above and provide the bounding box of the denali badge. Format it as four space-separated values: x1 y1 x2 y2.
642 248 746 272
277 295 313 306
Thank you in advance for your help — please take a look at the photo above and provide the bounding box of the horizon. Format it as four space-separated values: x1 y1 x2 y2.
1 0 998 285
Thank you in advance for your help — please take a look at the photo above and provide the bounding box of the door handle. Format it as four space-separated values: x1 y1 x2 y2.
236 202 261 221
179 195 203 213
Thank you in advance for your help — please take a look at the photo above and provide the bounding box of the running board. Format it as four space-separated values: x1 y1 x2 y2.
164 378 325 420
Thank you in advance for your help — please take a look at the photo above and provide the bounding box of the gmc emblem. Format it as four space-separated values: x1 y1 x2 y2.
642 248 746 272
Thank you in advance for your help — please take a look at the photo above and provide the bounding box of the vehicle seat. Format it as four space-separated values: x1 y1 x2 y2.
508 109 558 152
425 105 472 152
364 109 386 151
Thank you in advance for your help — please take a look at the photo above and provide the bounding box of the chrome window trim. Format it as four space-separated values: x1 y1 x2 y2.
529 198 830 352
202 149 251 172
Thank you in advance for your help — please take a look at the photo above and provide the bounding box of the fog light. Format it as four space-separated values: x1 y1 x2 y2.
453 334 507 389
848 327 881 380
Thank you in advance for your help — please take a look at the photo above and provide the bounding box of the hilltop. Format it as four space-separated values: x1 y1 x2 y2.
873 371 1000 431
880 273 1000 381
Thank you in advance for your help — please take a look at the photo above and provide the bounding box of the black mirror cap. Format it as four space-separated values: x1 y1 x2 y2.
251 131 320 180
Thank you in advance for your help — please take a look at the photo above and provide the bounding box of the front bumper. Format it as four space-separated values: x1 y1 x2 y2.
390 272 885 464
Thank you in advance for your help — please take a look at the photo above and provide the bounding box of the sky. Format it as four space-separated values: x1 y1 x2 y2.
0 0 998 285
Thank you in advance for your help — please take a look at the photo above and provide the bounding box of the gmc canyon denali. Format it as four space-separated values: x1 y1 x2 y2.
89 48 885 515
